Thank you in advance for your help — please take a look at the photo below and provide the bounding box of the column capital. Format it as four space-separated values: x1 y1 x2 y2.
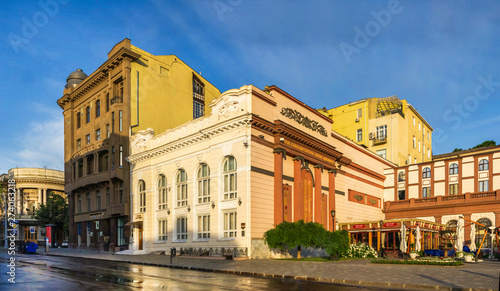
273 148 286 156
313 164 324 170
292 156 304 163
328 169 338 176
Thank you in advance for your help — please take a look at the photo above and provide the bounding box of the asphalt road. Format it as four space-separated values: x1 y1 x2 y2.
0 252 399 290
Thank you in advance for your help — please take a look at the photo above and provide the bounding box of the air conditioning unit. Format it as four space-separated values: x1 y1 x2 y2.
355 118 360 122
369 132 375 140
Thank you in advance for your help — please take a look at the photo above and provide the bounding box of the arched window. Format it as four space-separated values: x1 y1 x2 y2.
398 171 405 182
223 156 237 200
158 175 167 210
138 180 146 213
422 167 431 179
446 220 458 244
176 170 188 207
479 159 489 171
197 164 210 204
85 106 90 123
475 218 492 248
449 163 459 175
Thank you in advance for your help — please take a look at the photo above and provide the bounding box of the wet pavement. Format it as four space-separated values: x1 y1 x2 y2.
1 248 499 290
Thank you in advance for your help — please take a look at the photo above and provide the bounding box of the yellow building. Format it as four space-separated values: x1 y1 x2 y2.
57 38 220 251
319 96 433 166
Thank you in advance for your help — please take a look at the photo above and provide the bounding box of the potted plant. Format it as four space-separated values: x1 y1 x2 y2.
455 251 465 258
409 251 419 259
464 253 474 262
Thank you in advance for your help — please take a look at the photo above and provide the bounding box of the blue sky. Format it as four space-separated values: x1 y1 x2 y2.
0 0 499 172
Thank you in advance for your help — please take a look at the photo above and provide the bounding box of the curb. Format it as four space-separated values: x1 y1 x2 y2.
39 253 495 291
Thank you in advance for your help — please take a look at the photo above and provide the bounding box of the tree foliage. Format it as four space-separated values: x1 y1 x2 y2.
32 193 69 233
263 220 349 258
472 140 496 149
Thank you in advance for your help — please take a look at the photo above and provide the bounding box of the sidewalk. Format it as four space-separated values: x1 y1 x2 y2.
28 248 500 290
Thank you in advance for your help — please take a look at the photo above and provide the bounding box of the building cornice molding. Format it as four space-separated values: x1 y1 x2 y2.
128 115 252 164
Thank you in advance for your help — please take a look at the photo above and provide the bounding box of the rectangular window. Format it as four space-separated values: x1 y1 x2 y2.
357 108 362 118
418 140 421 152
77 195 82 213
106 124 110 138
119 110 123 132
223 172 237 200
119 145 123 167
224 212 237 238
77 139 81 150
106 93 110 112
356 129 362 142
86 155 94 175
376 149 386 159
111 146 115 169
86 134 90 145
408 154 411 165
86 193 91 212
117 218 124 246
96 129 101 141
139 192 146 213
413 136 416 148
106 187 110 207
427 149 431 159
176 217 187 240
96 190 101 209
96 100 101 118
197 215 210 239
158 219 168 241
112 112 115 134
76 113 81 129
479 180 489 192
193 76 205 119
77 159 83 178
422 187 431 198
449 184 458 195
376 125 387 139
413 116 415 126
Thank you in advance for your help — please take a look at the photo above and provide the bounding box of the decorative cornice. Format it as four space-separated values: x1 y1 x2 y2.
128 117 252 164
273 148 286 156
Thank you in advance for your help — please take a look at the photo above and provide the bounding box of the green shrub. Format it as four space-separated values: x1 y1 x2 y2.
344 243 378 258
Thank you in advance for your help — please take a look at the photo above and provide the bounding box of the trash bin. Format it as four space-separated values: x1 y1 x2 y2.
18 241 26 254
26 242 38 254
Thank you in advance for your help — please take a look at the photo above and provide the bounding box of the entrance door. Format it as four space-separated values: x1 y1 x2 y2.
24 226 37 243
138 227 143 250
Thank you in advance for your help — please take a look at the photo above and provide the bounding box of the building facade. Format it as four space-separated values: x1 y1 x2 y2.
0 168 65 246
127 85 394 258
384 145 500 253
319 96 433 166
57 39 220 251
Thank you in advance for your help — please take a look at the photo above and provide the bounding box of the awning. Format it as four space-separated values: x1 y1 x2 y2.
125 221 143 227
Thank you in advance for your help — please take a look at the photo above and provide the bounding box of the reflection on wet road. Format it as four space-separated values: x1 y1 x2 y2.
0 253 400 290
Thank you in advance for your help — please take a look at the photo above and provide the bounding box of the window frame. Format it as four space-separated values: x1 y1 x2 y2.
356 129 362 142
422 187 431 198
376 125 387 139
422 167 431 179
223 211 237 238
223 156 237 200
197 163 210 204
197 214 210 239
138 180 146 213
176 217 188 241
478 159 489 171
158 219 168 241
96 99 101 118
158 175 168 210
479 180 489 192
449 183 458 195
176 169 188 207
449 163 459 175
86 106 90 123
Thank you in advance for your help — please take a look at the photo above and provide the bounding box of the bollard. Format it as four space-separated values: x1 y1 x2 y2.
45 237 49 253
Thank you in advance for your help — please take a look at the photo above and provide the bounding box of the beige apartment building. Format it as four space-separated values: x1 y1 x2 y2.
57 39 220 251
319 96 433 166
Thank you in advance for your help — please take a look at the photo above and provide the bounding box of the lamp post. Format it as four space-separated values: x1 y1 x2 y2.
330 209 336 231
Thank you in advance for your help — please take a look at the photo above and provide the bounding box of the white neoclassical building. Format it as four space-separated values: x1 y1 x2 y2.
127 85 393 258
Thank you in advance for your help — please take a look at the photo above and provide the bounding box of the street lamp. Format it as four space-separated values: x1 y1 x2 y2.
330 209 336 231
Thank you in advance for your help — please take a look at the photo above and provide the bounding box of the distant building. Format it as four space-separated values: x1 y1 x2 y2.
0 168 65 246
57 39 220 251
384 145 500 252
127 85 393 258
319 96 433 166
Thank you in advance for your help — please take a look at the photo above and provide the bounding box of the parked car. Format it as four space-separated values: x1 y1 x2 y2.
61 241 68 248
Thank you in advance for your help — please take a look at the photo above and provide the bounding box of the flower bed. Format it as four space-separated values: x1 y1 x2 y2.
371 258 463 266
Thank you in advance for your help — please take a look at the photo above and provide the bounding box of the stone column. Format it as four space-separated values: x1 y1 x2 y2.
273 148 286 226
293 156 304 222
328 169 336 231
313 164 323 225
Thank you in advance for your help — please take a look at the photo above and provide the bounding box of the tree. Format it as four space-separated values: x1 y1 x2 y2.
472 140 496 149
32 193 69 234
452 148 463 152
263 220 349 259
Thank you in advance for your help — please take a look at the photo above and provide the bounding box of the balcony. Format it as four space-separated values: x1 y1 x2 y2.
110 96 123 105
372 135 387 145
109 203 129 216
385 190 500 212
